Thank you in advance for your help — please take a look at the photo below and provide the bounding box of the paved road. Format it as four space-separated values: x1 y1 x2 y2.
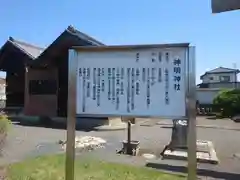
1 118 240 179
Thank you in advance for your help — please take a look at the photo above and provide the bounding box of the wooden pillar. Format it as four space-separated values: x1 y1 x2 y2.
23 66 29 115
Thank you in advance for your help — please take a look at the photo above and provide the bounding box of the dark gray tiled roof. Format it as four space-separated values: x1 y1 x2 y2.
200 67 240 79
1 25 104 68
206 67 239 73
9 37 45 59
30 25 105 67
5 26 103 61
67 25 105 46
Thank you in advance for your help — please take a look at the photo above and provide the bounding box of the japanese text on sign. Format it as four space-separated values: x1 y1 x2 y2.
75 47 187 117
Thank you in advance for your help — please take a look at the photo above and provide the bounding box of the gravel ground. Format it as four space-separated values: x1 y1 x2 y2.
1 118 240 179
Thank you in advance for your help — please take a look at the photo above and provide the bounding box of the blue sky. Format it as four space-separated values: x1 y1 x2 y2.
0 0 239 83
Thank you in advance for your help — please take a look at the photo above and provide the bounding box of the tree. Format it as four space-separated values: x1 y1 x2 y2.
213 89 240 117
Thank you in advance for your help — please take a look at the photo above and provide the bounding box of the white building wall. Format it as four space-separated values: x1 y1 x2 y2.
196 89 220 104
202 73 237 83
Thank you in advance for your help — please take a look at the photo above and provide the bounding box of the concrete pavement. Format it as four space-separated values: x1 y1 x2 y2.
1 118 240 179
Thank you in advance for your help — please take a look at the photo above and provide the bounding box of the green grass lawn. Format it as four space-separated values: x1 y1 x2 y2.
3 154 185 180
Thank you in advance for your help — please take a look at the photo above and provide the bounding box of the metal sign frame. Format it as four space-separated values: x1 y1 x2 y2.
212 0 240 13
66 44 196 180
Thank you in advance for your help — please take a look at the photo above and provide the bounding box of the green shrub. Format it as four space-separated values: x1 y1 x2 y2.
0 113 11 155
0 113 11 134
213 89 240 117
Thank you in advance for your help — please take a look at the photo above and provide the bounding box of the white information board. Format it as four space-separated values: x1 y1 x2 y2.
75 46 188 117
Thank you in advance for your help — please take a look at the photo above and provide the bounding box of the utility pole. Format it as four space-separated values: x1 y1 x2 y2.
211 1 240 89
233 63 237 89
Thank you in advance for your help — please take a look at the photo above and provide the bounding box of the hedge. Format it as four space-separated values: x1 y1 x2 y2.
213 89 240 117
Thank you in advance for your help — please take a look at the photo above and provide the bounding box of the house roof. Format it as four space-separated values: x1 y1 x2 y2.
0 37 44 63
66 25 104 46
8 37 45 59
0 25 104 69
200 67 240 79
0 38 45 71
30 25 105 67
1 25 102 62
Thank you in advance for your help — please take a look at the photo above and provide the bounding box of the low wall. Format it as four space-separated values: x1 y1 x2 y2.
196 88 220 105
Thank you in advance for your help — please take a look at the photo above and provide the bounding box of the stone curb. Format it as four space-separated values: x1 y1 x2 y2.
155 122 240 131
94 123 134 131
196 125 240 131
163 140 219 164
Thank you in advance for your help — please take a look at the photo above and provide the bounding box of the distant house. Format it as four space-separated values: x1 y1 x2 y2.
197 67 240 89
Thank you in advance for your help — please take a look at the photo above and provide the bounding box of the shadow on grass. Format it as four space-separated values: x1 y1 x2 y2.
146 162 240 180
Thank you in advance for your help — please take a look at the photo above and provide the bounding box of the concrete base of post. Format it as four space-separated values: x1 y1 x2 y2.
162 140 219 164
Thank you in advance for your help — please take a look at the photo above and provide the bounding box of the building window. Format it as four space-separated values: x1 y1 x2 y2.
29 80 57 95
209 77 214 80
198 83 209 88
219 76 230 82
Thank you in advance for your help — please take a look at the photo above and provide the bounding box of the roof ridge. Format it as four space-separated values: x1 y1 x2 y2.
7 37 44 59
200 66 240 78
221 67 238 70
207 67 239 73
213 66 238 70
67 25 105 46
9 37 45 50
